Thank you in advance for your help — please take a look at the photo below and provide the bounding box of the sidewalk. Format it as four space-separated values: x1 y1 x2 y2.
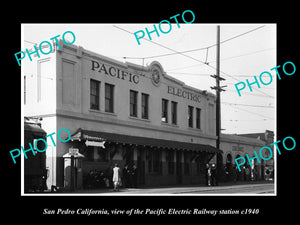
72 180 274 194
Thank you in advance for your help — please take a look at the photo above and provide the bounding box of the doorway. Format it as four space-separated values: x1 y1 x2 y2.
137 148 145 185
176 151 182 184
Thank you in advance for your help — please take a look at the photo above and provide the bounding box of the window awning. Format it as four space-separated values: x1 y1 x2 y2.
70 128 222 154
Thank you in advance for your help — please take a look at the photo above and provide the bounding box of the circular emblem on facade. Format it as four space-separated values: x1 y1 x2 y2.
151 68 161 86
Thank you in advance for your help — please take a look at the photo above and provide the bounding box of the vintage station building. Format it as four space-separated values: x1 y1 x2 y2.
24 40 270 190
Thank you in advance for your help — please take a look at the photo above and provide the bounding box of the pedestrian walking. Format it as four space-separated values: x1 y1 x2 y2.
131 164 138 188
211 164 218 186
41 168 48 191
122 164 130 188
205 164 211 186
232 165 237 182
112 163 121 191
245 166 250 181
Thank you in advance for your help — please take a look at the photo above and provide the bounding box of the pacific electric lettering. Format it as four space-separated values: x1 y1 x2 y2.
91 60 139 84
167 86 201 103
134 10 195 45
235 136 296 172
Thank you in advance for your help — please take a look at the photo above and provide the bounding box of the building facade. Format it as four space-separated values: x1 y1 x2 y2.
219 133 268 182
24 40 270 190
24 40 222 189
236 130 275 180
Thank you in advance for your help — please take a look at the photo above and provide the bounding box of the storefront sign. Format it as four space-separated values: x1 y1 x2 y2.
167 85 201 103
91 60 139 84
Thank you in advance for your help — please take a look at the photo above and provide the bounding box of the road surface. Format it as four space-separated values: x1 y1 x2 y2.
75 182 274 195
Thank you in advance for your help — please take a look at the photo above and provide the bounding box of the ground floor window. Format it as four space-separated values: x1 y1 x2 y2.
85 146 109 162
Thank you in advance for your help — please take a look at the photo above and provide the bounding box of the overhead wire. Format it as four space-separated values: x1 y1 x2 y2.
222 102 274 108
223 119 270 122
113 25 274 99
113 25 206 65
207 47 275 64
121 25 266 60
24 40 37 45
219 25 266 45
224 89 274 98
228 105 275 120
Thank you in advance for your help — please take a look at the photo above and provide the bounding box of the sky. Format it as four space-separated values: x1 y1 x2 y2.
22 23 276 134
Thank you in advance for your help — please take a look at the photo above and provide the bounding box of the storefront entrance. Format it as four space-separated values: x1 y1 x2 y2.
69 128 223 188
137 149 145 185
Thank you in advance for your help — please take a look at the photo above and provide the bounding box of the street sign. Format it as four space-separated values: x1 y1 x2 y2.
85 140 105 148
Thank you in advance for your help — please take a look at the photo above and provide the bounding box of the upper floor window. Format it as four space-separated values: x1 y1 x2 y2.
105 83 114 113
196 108 201 129
130 90 138 117
188 105 194 128
161 99 168 123
90 79 100 110
171 101 177 125
141 93 149 119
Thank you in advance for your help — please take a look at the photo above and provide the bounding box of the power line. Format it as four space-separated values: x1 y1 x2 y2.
169 72 211 76
223 119 271 122
121 25 266 61
113 25 206 65
225 89 274 98
125 47 208 60
169 72 276 80
170 72 259 77
229 105 275 120
222 102 274 108
167 63 204 71
217 70 274 98
208 47 275 64
223 82 275 90
113 25 273 98
219 25 266 45
24 40 37 45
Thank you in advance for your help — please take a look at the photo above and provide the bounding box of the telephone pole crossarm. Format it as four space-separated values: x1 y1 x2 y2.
210 74 226 81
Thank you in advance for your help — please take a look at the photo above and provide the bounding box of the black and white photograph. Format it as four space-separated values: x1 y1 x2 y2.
21 23 276 195
4 5 298 220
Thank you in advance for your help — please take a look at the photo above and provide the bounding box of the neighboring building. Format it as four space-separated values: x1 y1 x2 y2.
24 40 221 190
237 130 275 180
220 133 267 182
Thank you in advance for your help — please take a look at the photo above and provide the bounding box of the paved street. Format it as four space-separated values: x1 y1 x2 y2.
74 181 274 195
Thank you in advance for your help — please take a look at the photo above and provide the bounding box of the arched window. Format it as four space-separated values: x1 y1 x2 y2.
226 153 232 164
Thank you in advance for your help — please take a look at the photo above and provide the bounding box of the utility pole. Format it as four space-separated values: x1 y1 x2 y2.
216 25 221 151
210 25 227 174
